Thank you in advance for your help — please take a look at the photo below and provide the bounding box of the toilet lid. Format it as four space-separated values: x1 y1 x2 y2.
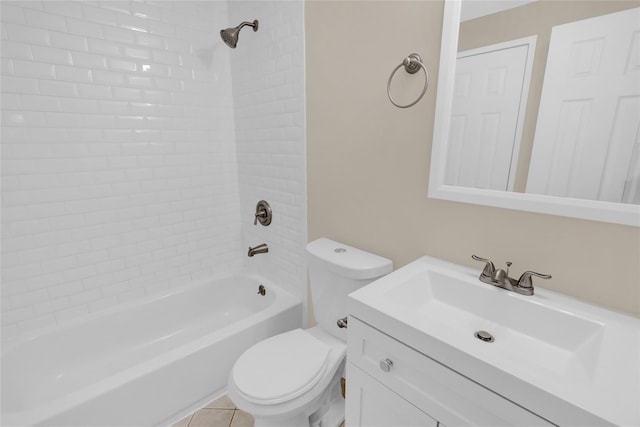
232 329 332 404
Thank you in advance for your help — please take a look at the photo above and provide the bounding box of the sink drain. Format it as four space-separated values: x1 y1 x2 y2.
474 330 494 343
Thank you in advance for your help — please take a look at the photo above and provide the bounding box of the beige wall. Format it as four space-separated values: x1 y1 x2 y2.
305 1 640 319
459 1 636 191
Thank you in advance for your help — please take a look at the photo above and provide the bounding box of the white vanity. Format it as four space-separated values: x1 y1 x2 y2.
345 256 640 426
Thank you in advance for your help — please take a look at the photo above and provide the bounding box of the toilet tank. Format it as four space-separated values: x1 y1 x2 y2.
306 238 393 341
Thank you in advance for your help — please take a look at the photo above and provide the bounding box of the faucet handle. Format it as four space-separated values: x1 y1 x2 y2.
472 255 495 278
254 209 267 225
253 200 272 226
517 271 552 290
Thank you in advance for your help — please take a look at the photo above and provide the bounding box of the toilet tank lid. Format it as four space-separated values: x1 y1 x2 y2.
306 238 393 280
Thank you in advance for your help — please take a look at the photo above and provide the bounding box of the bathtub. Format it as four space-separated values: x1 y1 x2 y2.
1 274 302 426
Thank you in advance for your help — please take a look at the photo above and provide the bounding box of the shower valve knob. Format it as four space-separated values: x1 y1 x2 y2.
254 210 266 225
253 200 272 226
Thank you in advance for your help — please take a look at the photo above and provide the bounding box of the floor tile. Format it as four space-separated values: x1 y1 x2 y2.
204 395 237 410
188 408 235 427
230 409 254 427
171 414 192 427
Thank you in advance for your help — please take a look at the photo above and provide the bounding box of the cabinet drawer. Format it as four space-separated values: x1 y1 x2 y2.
346 361 438 427
348 317 553 427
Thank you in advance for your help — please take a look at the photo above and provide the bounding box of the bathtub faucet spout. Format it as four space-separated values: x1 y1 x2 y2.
248 243 269 257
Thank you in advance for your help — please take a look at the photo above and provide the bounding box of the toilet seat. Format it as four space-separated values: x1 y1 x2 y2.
231 329 332 405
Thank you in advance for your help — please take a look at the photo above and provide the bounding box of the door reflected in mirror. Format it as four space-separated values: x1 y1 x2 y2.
429 0 640 226
446 35 536 191
451 1 639 204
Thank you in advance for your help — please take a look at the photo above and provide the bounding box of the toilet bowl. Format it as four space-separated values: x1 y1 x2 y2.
227 238 392 427
227 327 345 427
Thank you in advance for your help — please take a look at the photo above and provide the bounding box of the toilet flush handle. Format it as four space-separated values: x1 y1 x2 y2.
337 317 348 328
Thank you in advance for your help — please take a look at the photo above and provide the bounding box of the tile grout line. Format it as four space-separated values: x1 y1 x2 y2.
184 413 194 427
228 409 237 427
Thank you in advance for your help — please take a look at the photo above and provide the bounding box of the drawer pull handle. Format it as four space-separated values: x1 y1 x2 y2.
379 358 393 372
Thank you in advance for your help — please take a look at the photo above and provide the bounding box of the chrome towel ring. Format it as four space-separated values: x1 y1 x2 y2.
387 53 429 109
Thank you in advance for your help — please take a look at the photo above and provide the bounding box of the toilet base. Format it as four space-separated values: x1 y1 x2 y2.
253 412 309 427
251 369 345 427
309 378 344 427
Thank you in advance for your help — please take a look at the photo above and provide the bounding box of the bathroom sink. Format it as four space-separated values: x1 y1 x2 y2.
348 256 640 426
385 268 604 383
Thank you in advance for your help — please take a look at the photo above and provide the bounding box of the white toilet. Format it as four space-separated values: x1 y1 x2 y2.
227 238 392 427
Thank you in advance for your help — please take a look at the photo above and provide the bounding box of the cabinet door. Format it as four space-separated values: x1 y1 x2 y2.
346 362 438 427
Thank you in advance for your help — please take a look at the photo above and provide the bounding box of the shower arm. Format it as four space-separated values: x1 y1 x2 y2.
237 20 259 32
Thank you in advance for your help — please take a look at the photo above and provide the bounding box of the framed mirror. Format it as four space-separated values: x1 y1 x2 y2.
429 0 640 226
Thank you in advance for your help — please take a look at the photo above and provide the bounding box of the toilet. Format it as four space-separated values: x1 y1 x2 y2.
227 238 392 427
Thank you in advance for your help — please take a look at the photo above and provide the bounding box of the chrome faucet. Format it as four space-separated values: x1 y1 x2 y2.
472 255 551 296
248 243 269 257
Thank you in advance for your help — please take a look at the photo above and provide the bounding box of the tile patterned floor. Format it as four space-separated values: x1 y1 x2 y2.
172 395 346 427
172 395 253 427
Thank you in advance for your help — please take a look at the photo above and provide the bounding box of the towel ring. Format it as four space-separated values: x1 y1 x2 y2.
387 53 429 109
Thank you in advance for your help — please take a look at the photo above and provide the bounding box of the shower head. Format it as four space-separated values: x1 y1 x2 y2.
220 20 259 49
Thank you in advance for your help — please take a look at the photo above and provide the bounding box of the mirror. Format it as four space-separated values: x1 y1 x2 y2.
429 0 640 226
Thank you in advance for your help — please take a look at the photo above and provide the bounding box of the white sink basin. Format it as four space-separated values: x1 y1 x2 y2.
386 268 605 384
348 256 640 426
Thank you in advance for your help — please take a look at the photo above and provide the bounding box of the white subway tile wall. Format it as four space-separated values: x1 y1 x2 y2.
228 1 307 317
1 0 306 340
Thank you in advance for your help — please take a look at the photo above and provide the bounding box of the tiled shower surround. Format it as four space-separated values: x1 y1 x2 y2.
229 1 307 314
1 1 306 340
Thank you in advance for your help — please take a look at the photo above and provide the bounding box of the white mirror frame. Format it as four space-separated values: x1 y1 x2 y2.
428 0 640 227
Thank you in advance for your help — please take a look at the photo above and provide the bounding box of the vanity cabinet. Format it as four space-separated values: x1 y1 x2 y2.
346 317 553 427
345 255 636 425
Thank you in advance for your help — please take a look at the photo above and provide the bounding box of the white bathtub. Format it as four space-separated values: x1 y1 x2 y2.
1 274 302 426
